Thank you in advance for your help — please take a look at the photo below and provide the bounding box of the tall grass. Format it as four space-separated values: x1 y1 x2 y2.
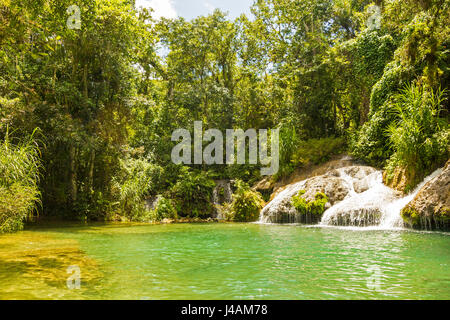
386 83 449 188
0 128 42 233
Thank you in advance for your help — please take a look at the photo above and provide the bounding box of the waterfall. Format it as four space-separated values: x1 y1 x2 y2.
258 180 308 224
259 165 444 229
320 169 399 228
377 167 443 229
213 180 233 220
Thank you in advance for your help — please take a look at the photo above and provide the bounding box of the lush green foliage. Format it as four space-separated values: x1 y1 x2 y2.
229 180 264 222
276 123 346 180
351 0 450 174
385 84 449 187
112 156 163 221
0 0 449 226
292 190 329 217
0 130 41 233
152 196 178 222
170 168 216 218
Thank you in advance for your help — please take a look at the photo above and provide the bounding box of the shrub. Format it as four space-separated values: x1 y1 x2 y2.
276 123 302 179
370 61 412 112
171 168 216 218
230 180 264 222
350 104 396 166
292 137 347 167
112 156 163 221
152 196 177 221
292 190 329 217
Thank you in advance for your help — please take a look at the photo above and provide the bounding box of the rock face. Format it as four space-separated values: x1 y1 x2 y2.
254 155 358 202
401 161 450 231
259 165 378 224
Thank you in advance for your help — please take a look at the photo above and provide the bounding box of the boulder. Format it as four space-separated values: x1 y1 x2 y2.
260 165 377 224
301 176 350 205
401 161 450 230
262 155 357 201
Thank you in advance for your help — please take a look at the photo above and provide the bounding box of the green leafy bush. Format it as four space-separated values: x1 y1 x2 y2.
292 137 347 167
171 168 216 218
230 180 264 222
152 196 178 221
112 156 164 221
351 104 396 166
292 190 329 217
370 61 412 112
276 124 302 179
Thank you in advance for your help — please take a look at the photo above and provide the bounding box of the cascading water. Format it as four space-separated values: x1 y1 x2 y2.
259 165 444 230
319 167 412 228
213 180 233 220
377 167 443 229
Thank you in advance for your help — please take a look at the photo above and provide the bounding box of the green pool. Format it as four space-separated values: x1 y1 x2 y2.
0 222 449 300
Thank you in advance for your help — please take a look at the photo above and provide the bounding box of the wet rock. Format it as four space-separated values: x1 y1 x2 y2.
266 155 357 201
260 167 359 223
260 165 397 226
344 166 376 179
383 166 418 194
353 179 369 193
301 176 350 205
253 177 274 202
401 161 450 231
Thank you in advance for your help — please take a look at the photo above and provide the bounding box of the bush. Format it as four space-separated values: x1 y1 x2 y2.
170 168 216 218
350 104 396 166
112 156 164 221
0 129 41 233
0 184 40 233
151 196 177 221
291 137 347 167
276 123 302 180
370 61 412 112
292 190 329 217
230 180 264 222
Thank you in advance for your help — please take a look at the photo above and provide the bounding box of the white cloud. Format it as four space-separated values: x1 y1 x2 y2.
135 0 177 19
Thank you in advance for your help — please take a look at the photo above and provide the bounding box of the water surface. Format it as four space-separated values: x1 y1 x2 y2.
0 223 449 300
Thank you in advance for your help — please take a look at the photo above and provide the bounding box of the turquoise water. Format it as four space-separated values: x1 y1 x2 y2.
0 222 449 300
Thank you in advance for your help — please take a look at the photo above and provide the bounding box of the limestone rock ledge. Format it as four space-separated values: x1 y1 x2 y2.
401 160 450 231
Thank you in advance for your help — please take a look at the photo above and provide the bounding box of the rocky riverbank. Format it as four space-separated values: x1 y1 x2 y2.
401 160 450 230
